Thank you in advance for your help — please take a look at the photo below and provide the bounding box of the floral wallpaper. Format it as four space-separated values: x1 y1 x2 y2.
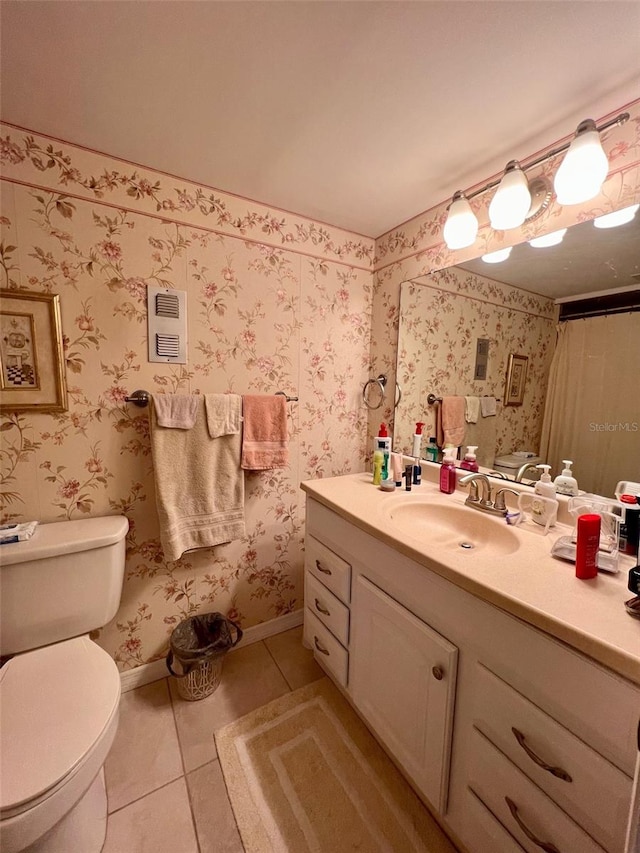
393 269 556 465
0 126 374 670
1 99 639 673
367 100 640 452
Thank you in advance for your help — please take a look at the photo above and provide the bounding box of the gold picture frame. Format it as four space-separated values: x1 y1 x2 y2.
0 289 68 413
504 353 528 407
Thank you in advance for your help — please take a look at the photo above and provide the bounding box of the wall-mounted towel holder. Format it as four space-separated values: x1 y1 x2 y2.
124 389 298 407
362 374 402 411
427 393 500 405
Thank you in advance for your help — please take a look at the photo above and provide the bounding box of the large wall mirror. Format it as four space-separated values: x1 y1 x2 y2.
394 204 640 497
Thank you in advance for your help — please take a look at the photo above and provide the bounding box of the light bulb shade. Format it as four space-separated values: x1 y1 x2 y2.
554 120 609 205
482 247 512 264
443 192 478 250
593 203 640 229
488 161 532 230
529 228 567 248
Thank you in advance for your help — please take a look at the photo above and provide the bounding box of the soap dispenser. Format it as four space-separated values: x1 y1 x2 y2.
554 460 579 496
460 445 479 473
532 464 558 527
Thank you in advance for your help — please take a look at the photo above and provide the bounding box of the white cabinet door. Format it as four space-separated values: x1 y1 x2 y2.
350 575 458 814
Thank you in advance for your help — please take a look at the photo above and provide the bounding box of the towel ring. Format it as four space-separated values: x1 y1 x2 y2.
362 375 402 411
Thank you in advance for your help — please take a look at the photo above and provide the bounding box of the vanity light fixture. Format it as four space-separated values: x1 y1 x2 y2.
442 191 479 250
593 203 640 229
481 247 512 263
529 228 567 248
488 161 532 230
442 112 629 250
554 120 609 205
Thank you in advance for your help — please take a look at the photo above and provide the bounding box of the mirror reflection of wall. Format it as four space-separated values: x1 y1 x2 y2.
394 208 640 496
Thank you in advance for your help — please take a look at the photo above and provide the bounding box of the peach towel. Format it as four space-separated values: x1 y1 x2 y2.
153 394 199 429
436 396 466 448
241 395 289 470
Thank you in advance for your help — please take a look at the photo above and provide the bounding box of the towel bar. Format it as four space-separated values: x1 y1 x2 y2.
427 393 501 405
124 389 298 407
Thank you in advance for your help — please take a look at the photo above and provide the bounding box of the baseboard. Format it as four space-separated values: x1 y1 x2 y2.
119 608 304 693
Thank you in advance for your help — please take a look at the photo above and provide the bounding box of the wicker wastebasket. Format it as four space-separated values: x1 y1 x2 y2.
166 612 242 701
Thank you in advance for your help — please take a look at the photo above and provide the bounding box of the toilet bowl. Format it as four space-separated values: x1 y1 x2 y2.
0 637 121 853
0 516 128 853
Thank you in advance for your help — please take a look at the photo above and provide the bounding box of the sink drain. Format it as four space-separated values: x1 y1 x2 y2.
459 541 475 549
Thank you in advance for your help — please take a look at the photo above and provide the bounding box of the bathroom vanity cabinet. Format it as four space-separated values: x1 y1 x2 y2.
302 475 640 853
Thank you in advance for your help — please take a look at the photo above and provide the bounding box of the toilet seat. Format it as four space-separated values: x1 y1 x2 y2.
0 636 120 817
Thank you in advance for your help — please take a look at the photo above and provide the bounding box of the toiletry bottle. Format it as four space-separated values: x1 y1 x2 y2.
373 423 391 477
426 436 439 463
439 447 457 494
391 452 402 488
554 460 579 496
404 464 413 491
460 445 479 473
532 464 558 527
372 450 384 486
412 456 422 485
575 513 601 579
412 422 425 458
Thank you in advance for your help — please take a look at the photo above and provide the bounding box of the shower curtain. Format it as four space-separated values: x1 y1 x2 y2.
539 313 640 498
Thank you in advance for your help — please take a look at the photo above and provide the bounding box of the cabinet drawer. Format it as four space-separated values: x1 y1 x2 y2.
463 788 526 853
304 608 348 688
305 535 351 604
305 572 350 647
468 728 607 853
472 664 631 853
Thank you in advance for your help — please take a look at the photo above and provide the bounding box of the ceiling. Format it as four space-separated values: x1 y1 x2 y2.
1 1 639 238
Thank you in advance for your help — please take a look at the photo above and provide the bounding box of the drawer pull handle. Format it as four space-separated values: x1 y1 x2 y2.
314 598 330 616
315 559 332 575
512 728 573 783
505 797 561 853
314 636 330 656
432 666 444 681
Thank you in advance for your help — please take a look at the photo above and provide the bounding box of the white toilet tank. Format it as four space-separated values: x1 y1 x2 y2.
0 516 129 656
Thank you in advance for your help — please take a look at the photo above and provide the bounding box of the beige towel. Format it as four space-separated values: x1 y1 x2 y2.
464 396 480 424
241 395 288 470
441 396 466 448
153 394 199 429
150 396 245 562
481 396 497 417
205 393 242 438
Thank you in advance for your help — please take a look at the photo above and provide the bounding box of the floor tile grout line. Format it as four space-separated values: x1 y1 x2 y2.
166 676 203 853
106 773 186 818
263 637 296 693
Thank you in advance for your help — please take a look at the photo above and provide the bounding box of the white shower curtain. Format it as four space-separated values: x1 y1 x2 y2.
539 313 640 498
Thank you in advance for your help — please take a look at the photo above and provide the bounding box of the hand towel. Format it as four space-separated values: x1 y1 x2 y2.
150 396 245 563
464 396 480 424
480 396 497 417
241 395 289 470
153 394 199 429
205 393 242 438
441 396 466 448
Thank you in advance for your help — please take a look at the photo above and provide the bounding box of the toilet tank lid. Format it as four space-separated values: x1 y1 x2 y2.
0 515 129 566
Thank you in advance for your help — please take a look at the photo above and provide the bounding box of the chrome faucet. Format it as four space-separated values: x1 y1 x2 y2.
458 472 503 515
493 487 520 512
515 462 539 483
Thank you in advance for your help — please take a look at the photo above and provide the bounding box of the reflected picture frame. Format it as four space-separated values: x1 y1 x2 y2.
504 353 528 407
0 289 68 413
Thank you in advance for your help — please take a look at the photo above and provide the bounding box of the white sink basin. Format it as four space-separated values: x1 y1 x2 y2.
382 498 520 556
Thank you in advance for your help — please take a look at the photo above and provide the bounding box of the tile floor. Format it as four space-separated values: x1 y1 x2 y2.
103 627 324 852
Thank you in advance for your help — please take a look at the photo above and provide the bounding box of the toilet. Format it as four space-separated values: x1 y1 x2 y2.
0 515 128 853
491 452 543 481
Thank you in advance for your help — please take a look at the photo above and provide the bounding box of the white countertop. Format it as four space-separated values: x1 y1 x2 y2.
301 468 640 685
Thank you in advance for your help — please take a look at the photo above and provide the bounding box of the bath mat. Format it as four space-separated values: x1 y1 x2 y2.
215 677 457 853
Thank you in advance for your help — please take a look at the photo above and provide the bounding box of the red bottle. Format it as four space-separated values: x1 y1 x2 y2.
575 514 601 579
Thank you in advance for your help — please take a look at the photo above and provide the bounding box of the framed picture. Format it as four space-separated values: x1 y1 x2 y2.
504 353 528 407
0 289 68 413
